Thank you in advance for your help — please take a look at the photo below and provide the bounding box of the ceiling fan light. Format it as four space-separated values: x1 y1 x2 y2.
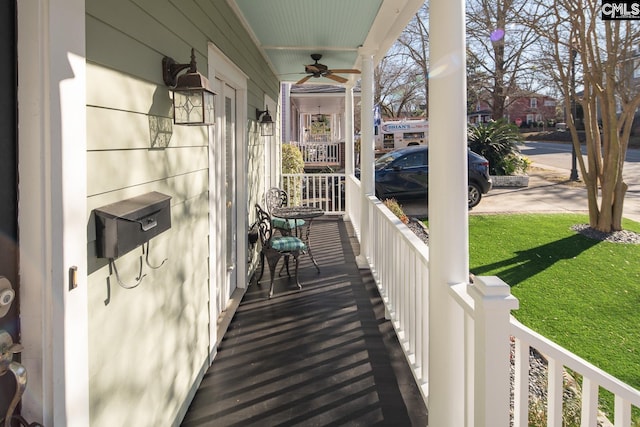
296 53 361 85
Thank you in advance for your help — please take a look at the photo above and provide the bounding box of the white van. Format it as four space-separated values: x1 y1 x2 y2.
375 120 429 150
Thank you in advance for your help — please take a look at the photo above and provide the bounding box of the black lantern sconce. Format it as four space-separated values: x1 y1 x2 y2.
256 107 275 136
162 48 216 126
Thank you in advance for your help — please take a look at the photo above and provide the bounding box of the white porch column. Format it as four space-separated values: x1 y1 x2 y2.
428 0 468 425
18 0 89 425
344 85 354 221
356 51 375 268
282 82 291 145
344 86 354 176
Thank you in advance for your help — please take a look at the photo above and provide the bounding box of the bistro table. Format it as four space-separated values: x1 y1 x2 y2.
271 205 324 273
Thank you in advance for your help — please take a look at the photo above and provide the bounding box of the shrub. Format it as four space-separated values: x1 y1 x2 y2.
468 120 526 176
382 198 409 224
282 144 304 204
282 143 304 174
500 153 531 175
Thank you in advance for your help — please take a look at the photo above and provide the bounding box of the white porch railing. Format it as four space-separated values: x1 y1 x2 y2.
281 173 345 214
337 176 640 426
510 318 640 426
366 194 431 399
279 171 640 424
345 175 361 234
305 134 331 143
290 141 342 167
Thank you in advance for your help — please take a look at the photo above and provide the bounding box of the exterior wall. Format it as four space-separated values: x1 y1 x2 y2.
507 95 557 125
469 95 557 125
85 1 278 425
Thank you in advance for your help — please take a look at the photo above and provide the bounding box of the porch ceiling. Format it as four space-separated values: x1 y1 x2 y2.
229 0 424 87
289 84 359 114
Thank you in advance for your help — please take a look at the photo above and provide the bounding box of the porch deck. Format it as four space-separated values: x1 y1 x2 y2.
181 217 428 426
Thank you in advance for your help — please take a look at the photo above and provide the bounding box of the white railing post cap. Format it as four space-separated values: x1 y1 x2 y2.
468 275 519 310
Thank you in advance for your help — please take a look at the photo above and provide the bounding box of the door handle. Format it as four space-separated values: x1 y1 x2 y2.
0 330 26 427
0 277 15 319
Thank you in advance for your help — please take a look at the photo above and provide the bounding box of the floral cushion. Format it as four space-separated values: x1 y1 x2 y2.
272 217 306 230
271 236 307 252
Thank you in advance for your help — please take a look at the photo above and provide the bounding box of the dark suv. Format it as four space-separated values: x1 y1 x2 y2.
372 145 492 208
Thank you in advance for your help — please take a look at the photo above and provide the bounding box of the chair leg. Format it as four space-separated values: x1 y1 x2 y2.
279 255 291 277
268 262 277 299
306 246 320 274
293 254 302 290
257 250 266 283
263 248 301 298
265 251 282 299
269 276 275 299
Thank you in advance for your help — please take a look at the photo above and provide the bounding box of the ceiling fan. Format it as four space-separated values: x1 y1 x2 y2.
296 53 361 85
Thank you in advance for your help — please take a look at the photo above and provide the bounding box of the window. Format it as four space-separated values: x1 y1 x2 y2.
395 151 426 168
530 98 538 108
383 134 394 149
403 132 425 139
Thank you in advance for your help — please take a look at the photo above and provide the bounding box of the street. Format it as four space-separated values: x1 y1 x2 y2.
400 141 640 223
522 141 640 216
521 141 640 188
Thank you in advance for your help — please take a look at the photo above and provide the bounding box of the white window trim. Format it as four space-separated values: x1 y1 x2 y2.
17 0 89 425
207 42 248 358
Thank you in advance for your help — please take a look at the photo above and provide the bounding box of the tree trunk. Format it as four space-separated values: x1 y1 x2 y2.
612 179 627 231
593 91 626 232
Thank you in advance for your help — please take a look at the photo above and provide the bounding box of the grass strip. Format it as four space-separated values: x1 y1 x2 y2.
469 213 640 387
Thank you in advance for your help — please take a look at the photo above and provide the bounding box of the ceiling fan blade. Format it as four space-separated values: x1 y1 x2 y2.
326 73 348 83
328 69 361 74
306 65 321 73
296 75 313 84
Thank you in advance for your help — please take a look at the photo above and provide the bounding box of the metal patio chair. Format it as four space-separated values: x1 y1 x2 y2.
255 204 307 298
264 187 305 235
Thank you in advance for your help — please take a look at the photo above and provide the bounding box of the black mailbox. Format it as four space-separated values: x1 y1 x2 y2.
94 192 172 259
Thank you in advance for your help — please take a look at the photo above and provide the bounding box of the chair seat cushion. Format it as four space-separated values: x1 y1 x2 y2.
272 217 306 230
271 236 307 252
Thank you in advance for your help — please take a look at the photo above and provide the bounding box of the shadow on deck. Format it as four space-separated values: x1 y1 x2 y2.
181 217 428 426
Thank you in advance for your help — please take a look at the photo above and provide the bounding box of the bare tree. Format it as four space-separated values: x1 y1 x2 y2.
538 0 640 231
466 0 545 120
371 4 429 120
467 53 492 113
396 3 429 114
375 54 425 118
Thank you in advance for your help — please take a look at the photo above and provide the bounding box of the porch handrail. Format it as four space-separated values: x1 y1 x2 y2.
510 317 640 426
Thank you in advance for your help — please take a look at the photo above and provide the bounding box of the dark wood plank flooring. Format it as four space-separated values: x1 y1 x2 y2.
181 218 428 426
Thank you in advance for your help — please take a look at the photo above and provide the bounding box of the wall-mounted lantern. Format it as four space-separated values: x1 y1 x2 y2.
256 107 275 136
162 48 216 126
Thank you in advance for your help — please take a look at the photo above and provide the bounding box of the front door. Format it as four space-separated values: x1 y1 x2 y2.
0 0 20 420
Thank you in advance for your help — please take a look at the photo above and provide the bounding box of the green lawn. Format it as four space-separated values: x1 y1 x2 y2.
466 214 640 391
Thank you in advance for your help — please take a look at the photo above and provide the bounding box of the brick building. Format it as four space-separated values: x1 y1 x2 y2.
468 91 558 127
